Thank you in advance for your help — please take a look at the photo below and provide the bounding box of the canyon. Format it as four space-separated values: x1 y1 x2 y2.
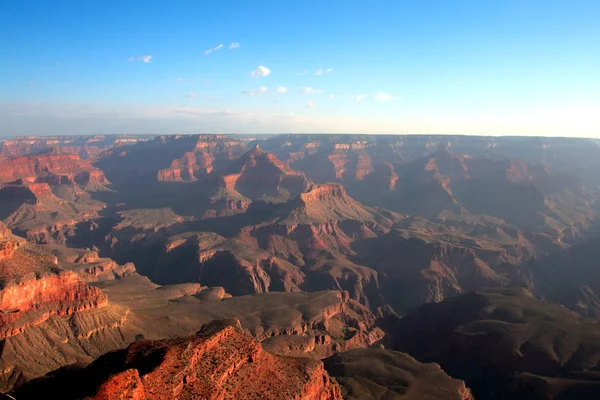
1 133 600 399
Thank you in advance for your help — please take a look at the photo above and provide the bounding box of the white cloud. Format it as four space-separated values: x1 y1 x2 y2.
241 86 268 96
315 68 333 76
204 44 224 55
249 66 271 77
374 92 393 101
186 92 197 98
276 86 287 94
229 42 240 49
128 55 152 63
300 87 322 95
328 94 335 99
305 102 317 109
351 94 366 101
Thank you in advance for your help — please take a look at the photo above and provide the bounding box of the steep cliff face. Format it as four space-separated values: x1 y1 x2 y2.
157 151 204 181
0 269 108 339
0 151 108 186
15 319 343 400
0 244 109 340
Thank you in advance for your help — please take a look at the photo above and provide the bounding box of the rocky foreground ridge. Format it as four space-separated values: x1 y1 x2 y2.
14 318 474 400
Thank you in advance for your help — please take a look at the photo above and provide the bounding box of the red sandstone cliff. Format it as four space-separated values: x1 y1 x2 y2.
0 151 108 186
0 244 108 339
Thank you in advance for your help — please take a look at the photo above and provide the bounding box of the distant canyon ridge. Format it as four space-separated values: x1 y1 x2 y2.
2 133 600 400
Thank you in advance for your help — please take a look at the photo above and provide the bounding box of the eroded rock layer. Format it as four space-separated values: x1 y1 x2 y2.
14 319 343 400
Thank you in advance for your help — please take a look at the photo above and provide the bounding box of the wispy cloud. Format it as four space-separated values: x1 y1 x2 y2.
128 55 152 63
300 87 322 95
305 102 317 109
374 92 393 101
186 92 197 98
204 44 224 55
229 42 240 50
241 86 268 96
249 66 271 77
276 86 287 94
315 68 333 76
174 77 196 84
351 94 366 101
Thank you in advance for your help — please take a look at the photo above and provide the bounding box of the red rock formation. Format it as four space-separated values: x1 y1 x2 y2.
222 144 312 202
299 182 349 203
0 222 24 261
0 152 108 186
27 182 55 199
55 319 343 400
0 241 18 260
154 135 247 182
0 247 108 339
157 151 203 181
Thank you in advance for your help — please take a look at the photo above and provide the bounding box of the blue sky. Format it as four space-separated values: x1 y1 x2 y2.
1 0 599 136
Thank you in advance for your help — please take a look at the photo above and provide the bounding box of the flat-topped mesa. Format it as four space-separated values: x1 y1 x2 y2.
300 183 350 203
19 318 343 400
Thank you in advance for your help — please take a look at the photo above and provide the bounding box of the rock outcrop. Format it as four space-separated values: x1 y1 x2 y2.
197 144 312 218
0 240 109 340
0 151 108 186
14 319 343 400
